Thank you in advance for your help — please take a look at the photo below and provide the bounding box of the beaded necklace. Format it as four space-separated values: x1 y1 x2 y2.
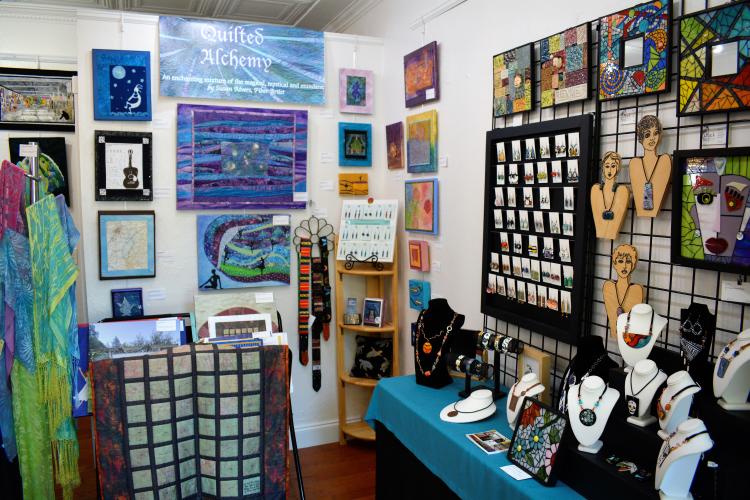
577 383 608 426
656 383 700 421
622 309 654 349
415 312 458 377
657 430 709 468
716 339 750 378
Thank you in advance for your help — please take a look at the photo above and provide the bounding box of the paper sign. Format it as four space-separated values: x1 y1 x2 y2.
156 317 179 332
152 112 171 129
318 110 334 119
720 279 750 303
702 125 727 146
255 292 274 304
391 171 404 182
157 250 175 263
432 260 441 272
293 192 308 202
319 180 334 191
500 464 531 480
272 215 290 226
320 152 334 164
18 144 38 158
146 289 166 301
312 207 328 219
153 187 172 199
619 108 636 126
425 88 436 99
439 156 448 168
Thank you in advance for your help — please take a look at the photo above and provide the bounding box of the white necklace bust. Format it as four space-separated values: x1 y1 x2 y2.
625 359 666 427
567 375 619 454
617 303 667 369
713 329 750 411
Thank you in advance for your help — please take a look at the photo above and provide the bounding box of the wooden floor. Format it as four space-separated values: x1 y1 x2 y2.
64 417 375 499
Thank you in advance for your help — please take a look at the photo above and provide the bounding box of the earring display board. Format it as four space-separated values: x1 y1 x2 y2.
481 115 593 345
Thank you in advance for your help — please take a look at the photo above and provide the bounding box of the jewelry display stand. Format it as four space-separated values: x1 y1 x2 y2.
625 359 666 427
603 244 645 338
713 329 750 411
567 376 620 454
617 304 667 369
657 371 700 440
655 419 713 500
506 373 545 427
590 151 630 240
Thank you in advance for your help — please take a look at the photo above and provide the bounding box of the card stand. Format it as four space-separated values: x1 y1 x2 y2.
344 252 383 271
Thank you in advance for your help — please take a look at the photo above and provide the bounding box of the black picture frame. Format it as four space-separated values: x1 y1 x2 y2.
111 287 144 318
0 67 77 131
670 147 750 275
94 130 153 201
481 115 594 345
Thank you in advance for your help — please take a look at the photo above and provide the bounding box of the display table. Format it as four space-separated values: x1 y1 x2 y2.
365 375 583 499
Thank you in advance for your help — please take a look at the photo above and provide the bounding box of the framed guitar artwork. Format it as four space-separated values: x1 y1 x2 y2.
94 130 153 201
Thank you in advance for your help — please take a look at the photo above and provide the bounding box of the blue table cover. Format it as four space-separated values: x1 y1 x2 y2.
365 375 583 500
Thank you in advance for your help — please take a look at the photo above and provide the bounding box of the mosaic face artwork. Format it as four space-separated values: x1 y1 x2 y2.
197 214 291 290
404 41 439 107
339 68 374 114
493 44 534 117
409 279 431 311
339 122 372 167
194 292 278 339
405 178 438 234
677 152 750 272
386 121 404 169
541 24 590 107
176 104 308 210
406 110 438 173
92 49 152 121
678 2 750 115
598 0 670 100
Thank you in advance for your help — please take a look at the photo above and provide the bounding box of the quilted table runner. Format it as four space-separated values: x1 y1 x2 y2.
92 344 288 499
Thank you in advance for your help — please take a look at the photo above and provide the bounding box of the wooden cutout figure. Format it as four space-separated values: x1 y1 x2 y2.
590 151 630 240
629 115 672 218
603 244 645 338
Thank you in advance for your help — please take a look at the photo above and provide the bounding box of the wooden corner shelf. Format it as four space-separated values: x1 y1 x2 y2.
336 321 396 334
341 421 375 441
340 374 379 388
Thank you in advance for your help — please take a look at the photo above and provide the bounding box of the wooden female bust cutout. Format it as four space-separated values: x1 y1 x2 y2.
590 151 630 239
603 244 645 338
629 115 672 218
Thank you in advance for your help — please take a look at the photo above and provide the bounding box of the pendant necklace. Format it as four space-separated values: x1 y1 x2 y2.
679 312 707 367
626 369 662 416
641 156 659 211
558 353 608 414
415 312 458 377
657 430 709 468
600 182 618 220
622 309 654 349
656 383 700 421
716 339 750 378
508 382 542 412
446 398 494 418
577 382 608 427
614 283 633 317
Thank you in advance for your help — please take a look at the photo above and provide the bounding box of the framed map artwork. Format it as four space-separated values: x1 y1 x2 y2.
98 211 156 279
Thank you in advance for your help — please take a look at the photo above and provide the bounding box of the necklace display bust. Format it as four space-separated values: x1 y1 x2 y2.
617 303 666 369
713 329 750 411
567 376 620 454
506 373 545 427
629 115 672 218
656 370 701 439
625 359 666 427
590 151 630 240
415 299 465 389
557 336 616 414
655 419 713 500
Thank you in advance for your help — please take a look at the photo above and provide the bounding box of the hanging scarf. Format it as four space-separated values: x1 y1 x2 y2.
26 194 79 498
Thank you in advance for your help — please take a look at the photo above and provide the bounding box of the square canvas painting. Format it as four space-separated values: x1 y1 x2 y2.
177 103 308 210
493 44 534 117
92 49 152 121
598 0 670 100
9 136 70 205
404 41 439 107
338 173 369 195
678 2 750 115
540 23 590 107
94 131 152 201
98 211 155 280
197 214 291 290
339 122 372 166
386 121 404 169
339 68 373 114
406 110 438 173
409 279 431 311
405 178 438 234
408 240 430 271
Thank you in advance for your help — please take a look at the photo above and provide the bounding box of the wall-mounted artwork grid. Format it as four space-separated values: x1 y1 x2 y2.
481 115 593 345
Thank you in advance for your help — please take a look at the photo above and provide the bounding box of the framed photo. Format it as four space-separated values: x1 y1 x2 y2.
677 2 750 115
508 397 568 486
111 288 144 319
89 318 183 361
493 43 534 117
339 122 372 166
386 121 404 169
597 0 671 101
404 41 439 107
408 240 430 271
95 131 153 201
540 23 590 108
98 211 155 280
405 178 438 235
92 49 152 121
362 298 384 327
516 346 552 404
339 68 373 114
207 313 272 338
406 110 438 173
0 67 76 131
671 148 750 274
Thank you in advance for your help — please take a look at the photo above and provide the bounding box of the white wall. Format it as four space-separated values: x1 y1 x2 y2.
0 3 385 447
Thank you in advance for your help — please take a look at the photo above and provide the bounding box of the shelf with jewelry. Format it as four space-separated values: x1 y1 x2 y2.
334 236 400 443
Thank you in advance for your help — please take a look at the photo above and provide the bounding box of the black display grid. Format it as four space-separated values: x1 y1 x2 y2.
482 115 594 346
484 3 749 408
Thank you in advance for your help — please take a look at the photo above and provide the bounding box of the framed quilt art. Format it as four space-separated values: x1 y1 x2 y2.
540 23 590 108
98 211 156 280
597 0 671 101
339 122 372 167
670 148 750 274
0 67 76 131
92 49 152 121
339 68 373 114
386 121 404 169
405 178 438 235
338 173 369 195
508 397 568 486
493 44 534 117
111 288 144 318
406 110 438 173
176 103 308 210
95 131 153 201
404 41 439 107
677 2 750 116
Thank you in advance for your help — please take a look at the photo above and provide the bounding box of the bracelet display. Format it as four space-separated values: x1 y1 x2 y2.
475 331 524 354
447 352 494 380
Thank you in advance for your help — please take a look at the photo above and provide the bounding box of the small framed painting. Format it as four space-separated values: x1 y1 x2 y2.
493 43 534 117
406 110 438 173
339 68 373 114
95 131 153 201
92 49 152 121
386 121 404 169
363 297 384 327
338 173 369 195
408 279 431 311
98 211 155 280
0 67 76 131
408 240 430 271
339 122 372 166
404 41 439 107
207 313 273 338
405 178 438 234
111 288 144 319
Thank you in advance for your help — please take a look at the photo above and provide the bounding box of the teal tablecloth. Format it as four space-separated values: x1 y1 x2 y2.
365 375 583 500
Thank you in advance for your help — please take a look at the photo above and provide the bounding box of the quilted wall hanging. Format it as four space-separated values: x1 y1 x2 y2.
678 2 750 115
598 0 671 100
93 344 288 499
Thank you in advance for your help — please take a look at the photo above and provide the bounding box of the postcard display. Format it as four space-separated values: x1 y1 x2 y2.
481 115 593 345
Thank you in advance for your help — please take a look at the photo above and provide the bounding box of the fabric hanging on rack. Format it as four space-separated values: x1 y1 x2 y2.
297 238 312 365
26 194 80 498
319 236 332 340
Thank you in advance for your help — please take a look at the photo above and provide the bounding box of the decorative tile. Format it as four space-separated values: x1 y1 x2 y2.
125 382 144 402
220 375 238 393
124 359 144 379
154 445 173 465
176 420 193 440
148 357 168 377
132 470 153 490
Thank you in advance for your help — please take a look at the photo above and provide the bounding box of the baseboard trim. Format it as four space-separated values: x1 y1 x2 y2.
292 417 364 449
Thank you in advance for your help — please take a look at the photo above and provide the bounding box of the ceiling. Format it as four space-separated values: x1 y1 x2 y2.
0 0 381 32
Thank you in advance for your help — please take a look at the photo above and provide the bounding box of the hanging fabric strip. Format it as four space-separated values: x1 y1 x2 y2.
311 314 322 391
298 238 312 365
320 236 332 341
311 251 325 391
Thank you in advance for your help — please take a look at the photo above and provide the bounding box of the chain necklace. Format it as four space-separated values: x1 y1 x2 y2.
415 312 458 377
559 352 608 413
599 181 619 220
614 283 633 317
577 382 608 426
626 369 662 416
657 430 709 468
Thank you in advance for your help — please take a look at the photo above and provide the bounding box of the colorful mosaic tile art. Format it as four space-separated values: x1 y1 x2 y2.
541 23 590 107
493 44 534 117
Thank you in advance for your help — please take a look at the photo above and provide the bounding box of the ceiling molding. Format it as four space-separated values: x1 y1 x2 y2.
0 3 78 24
321 0 380 33
76 8 158 25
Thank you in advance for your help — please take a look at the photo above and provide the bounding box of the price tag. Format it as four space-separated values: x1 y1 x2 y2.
146 289 166 301
439 156 448 168
319 180 334 191
255 292 274 304
619 108 636 126
425 88 436 99
272 215 290 226
702 125 727 146
18 144 38 158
